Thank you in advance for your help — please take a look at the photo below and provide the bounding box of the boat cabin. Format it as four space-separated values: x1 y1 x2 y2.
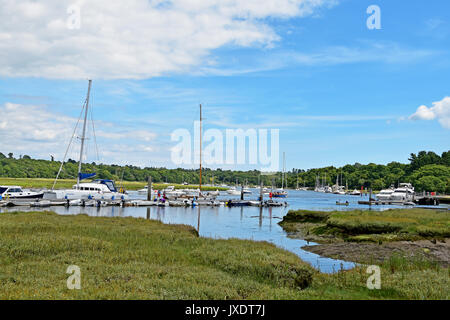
72 179 118 193
0 186 24 195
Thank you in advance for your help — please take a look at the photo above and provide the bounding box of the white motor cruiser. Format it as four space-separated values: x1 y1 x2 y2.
376 186 395 201
389 183 415 201
0 186 44 200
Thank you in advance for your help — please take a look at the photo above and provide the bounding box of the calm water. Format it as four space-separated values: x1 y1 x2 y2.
2 190 448 273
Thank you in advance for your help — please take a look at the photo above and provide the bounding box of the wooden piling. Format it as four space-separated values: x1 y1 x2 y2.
147 176 152 201
259 181 263 205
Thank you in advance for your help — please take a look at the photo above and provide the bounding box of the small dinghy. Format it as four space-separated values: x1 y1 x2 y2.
226 200 251 207
264 200 287 207
197 200 222 206
69 199 84 206
30 200 52 208
128 200 155 207
336 201 349 206
169 199 194 207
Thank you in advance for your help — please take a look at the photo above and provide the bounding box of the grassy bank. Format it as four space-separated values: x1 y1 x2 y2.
280 208 450 243
0 177 226 191
0 212 448 299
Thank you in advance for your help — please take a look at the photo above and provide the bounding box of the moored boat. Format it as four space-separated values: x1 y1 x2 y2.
0 186 44 200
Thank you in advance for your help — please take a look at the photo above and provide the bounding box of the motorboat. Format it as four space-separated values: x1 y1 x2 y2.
137 186 149 194
161 186 187 199
226 200 251 207
0 186 44 200
226 187 241 196
272 188 288 198
349 189 361 196
389 183 415 201
264 199 288 207
376 187 395 201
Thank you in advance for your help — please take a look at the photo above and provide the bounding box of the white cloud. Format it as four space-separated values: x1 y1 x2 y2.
0 102 158 162
409 97 450 129
0 0 336 80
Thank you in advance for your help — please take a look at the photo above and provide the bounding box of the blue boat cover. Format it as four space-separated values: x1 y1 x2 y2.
78 172 96 181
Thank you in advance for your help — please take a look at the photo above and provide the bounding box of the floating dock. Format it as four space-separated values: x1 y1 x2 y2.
0 198 288 208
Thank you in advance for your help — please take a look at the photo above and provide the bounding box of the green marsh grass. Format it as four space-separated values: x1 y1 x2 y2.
0 211 448 299
282 208 450 241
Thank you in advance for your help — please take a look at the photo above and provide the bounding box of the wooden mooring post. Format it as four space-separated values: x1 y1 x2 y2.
147 176 152 201
259 181 263 206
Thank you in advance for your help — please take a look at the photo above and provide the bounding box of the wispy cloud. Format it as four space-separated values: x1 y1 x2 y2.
199 41 440 76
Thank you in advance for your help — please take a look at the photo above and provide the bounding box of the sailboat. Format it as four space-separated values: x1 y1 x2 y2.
43 80 129 201
272 152 288 198
333 172 346 195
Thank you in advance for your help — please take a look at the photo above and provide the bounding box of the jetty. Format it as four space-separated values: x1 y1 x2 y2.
358 195 444 206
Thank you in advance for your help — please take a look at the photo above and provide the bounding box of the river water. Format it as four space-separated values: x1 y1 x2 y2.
2 190 448 273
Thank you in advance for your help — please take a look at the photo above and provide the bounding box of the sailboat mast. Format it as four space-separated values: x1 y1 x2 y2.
199 104 202 192
282 152 285 189
77 79 92 188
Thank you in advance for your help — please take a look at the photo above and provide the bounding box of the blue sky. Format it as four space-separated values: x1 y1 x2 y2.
0 0 449 171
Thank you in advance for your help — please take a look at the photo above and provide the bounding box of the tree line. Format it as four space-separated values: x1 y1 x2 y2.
0 150 449 193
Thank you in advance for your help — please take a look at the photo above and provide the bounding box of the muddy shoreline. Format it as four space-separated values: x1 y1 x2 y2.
302 239 450 267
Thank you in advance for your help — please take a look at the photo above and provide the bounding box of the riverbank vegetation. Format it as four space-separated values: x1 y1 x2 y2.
280 208 450 243
0 211 448 299
0 150 449 193
280 208 450 270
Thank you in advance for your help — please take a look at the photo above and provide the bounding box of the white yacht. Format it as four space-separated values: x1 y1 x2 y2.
0 186 44 200
162 186 187 198
389 183 415 201
350 189 361 196
137 186 149 194
226 187 242 195
315 186 325 193
376 187 395 201
333 186 346 195
44 179 128 201
43 80 128 201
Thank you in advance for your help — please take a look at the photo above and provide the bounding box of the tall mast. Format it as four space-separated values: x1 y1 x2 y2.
281 152 285 189
199 104 202 193
77 79 92 188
